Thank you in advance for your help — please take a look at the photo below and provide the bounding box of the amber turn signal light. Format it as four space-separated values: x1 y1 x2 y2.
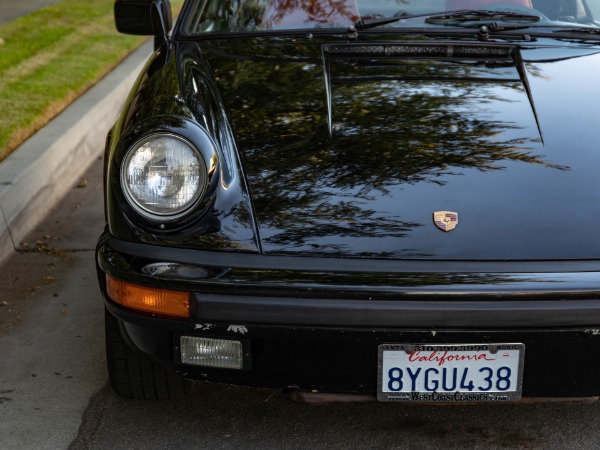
106 275 190 318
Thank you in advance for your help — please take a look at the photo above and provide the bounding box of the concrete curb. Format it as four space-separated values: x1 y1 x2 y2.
0 40 153 266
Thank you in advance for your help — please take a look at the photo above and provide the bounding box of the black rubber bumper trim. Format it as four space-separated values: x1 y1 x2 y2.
195 294 600 328
102 236 600 328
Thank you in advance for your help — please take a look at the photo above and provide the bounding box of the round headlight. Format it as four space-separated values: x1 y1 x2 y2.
121 134 207 218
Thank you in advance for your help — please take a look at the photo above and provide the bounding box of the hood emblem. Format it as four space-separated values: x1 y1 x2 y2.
433 211 458 232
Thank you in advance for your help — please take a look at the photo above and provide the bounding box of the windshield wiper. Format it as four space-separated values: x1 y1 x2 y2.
352 11 427 32
425 10 541 25
553 27 600 35
348 10 541 37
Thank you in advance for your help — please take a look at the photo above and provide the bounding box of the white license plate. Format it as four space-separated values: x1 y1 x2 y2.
378 343 525 402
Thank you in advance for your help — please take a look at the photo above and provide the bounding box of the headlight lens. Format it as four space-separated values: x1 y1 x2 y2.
121 134 207 217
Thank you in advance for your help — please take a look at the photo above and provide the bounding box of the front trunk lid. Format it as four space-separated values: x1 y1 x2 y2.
202 38 600 259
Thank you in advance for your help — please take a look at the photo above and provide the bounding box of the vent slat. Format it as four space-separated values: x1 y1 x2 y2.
325 44 514 59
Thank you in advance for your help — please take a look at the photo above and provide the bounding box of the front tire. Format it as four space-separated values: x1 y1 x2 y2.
104 308 191 400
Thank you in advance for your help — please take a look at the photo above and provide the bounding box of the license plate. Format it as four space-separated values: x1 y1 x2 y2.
378 343 525 402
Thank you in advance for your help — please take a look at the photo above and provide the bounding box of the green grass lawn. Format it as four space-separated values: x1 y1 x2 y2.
0 0 183 162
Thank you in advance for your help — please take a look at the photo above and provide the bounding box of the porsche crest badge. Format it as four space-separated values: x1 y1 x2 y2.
433 211 458 232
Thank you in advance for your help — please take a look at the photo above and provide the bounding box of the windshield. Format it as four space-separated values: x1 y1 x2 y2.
184 0 600 34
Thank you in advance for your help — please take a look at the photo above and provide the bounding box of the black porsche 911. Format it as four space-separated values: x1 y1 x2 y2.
97 0 600 402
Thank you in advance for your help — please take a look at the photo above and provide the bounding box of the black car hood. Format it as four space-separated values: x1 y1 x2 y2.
198 38 600 259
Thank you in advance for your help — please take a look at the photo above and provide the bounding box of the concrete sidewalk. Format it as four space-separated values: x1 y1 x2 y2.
0 0 61 25
0 40 153 267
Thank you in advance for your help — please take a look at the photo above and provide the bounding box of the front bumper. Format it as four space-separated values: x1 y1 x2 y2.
97 235 600 397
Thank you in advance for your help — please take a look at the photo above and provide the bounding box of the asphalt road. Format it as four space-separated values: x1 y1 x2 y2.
2 155 600 449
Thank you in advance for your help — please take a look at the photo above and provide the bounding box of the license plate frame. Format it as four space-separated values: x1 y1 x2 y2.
377 343 525 403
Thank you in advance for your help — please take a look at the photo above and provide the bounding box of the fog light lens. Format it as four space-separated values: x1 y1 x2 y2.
180 336 243 369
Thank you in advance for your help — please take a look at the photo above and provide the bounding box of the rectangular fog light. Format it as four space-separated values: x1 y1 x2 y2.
180 336 243 369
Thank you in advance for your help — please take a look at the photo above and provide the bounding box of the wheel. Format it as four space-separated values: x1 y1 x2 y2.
104 308 191 400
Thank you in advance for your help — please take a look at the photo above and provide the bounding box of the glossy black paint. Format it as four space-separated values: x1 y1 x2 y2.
105 44 259 251
202 38 600 259
106 33 600 260
98 3 600 398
